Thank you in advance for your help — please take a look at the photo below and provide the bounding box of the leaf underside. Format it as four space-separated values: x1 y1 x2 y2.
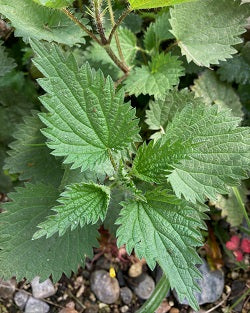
170 0 250 66
0 0 87 45
191 70 243 118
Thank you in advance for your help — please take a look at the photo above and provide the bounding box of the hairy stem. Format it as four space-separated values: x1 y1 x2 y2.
232 186 250 229
62 8 102 45
108 149 118 172
108 7 132 44
104 45 130 74
107 0 125 61
93 0 108 44
136 274 170 313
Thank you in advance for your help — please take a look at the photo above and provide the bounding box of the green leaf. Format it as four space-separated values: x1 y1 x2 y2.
33 0 73 8
84 27 137 80
4 113 63 187
124 53 184 99
0 0 87 46
191 70 243 118
31 40 139 173
128 0 196 10
33 182 110 239
145 89 200 139
0 183 98 281
170 0 250 67
218 43 250 85
132 98 250 203
117 188 207 310
144 12 174 52
0 146 12 193
213 186 247 227
0 41 16 77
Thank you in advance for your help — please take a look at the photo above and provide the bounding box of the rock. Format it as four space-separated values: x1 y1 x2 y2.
133 273 155 300
128 262 143 278
90 270 120 304
0 278 16 299
169 309 179 313
25 297 50 313
155 299 171 313
31 276 56 299
174 260 224 305
116 270 126 287
59 309 79 313
14 291 29 309
230 280 246 313
120 287 133 305
120 305 129 313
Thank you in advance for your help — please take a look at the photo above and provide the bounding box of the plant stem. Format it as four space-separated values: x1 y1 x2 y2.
103 45 130 73
62 8 102 45
136 274 170 313
107 0 125 61
225 288 250 313
232 186 250 229
108 149 118 172
108 7 132 44
93 0 108 44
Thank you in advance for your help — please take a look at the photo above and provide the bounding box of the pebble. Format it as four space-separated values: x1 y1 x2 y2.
120 305 129 313
31 276 56 299
230 280 246 313
0 278 16 299
90 270 120 304
155 299 171 313
120 287 133 305
96 256 111 271
14 291 29 309
59 309 79 313
128 262 143 278
169 309 179 313
133 273 155 300
175 260 224 305
25 296 50 313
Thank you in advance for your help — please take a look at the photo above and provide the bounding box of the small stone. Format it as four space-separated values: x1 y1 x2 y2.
120 305 129 313
31 276 56 299
174 260 224 305
155 299 171 313
120 287 133 305
128 262 143 278
99 303 108 309
90 270 120 304
25 297 50 313
14 291 29 309
0 278 16 299
116 270 126 287
189 310 206 313
89 292 96 302
231 272 239 280
133 273 155 300
169 309 179 313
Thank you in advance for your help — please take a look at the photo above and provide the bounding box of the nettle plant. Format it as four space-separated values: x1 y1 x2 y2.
0 0 250 311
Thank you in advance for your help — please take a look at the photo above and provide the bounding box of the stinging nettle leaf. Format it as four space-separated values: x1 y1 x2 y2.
170 0 250 67
117 188 207 310
4 113 64 187
33 182 110 239
218 43 250 85
30 40 139 173
0 0 87 46
0 41 16 77
128 0 196 10
33 0 74 8
191 70 243 118
125 53 184 99
144 11 174 53
0 183 98 282
132 96 250 203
